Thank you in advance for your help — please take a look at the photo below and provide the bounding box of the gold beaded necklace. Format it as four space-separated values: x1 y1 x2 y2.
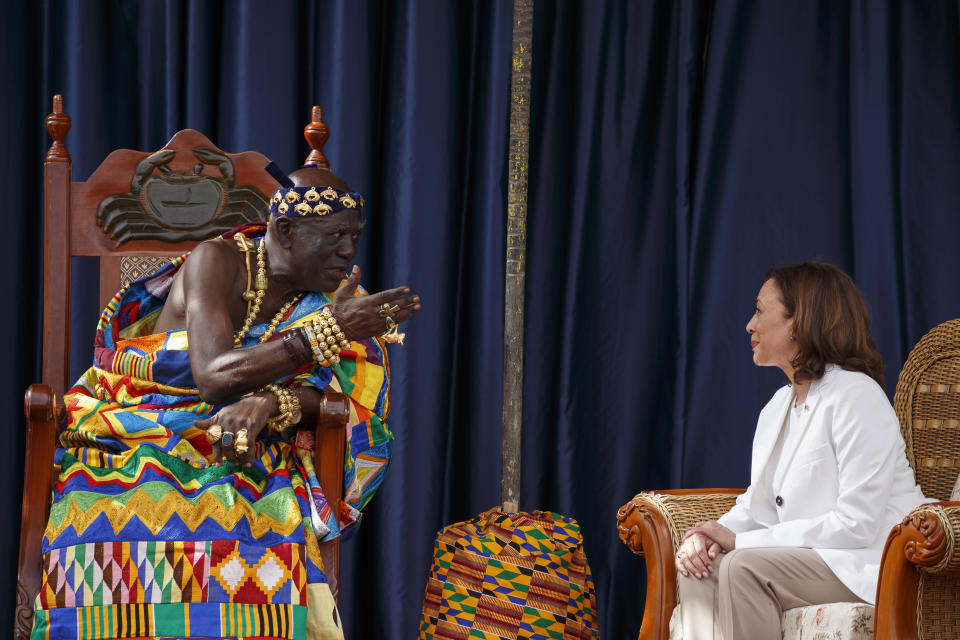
234 234 302 346
257 295 303 344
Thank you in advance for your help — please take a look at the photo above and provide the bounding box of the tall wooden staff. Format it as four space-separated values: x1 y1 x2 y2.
502 0 533 514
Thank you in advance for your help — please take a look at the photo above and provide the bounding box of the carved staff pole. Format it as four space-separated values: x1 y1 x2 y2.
502 0 534 514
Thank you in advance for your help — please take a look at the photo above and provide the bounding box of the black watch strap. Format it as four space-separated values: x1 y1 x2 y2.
282 328 312 364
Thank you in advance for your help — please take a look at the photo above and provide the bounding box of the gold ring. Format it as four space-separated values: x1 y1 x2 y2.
234 428 249 455
206 424 223 444
221 431 235 448
378 303 401 318
384 316 396 330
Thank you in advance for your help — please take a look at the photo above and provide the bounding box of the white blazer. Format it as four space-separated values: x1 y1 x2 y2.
717 365 932 604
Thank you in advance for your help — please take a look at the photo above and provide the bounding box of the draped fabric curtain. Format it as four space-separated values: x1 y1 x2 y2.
3 1 960 638
524 0 960 635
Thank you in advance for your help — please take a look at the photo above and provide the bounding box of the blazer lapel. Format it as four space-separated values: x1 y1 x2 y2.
751 389 794 486
772 370 830 488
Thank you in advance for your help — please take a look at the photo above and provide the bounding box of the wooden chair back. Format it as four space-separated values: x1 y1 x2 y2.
41 93 283 396
893 318 960 500
16 96 346 639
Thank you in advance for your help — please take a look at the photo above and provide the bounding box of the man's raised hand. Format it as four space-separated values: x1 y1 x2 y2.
331 265 421 341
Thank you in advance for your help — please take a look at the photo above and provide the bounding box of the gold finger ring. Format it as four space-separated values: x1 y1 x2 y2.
384 316 396 330
205 424 223 444
378 303 401 318
234 428 249 455
221 431 235 448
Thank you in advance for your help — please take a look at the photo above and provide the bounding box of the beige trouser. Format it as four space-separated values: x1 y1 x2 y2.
677 547 865 640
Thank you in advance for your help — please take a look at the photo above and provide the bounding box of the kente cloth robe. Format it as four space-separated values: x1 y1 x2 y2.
31 225 392 640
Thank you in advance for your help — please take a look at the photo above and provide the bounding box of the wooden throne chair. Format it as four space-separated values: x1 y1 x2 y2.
617 318 960 640
15 96 350 639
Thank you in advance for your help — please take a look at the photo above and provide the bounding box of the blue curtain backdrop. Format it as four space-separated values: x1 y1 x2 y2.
524 1 960 636
3 1 960 638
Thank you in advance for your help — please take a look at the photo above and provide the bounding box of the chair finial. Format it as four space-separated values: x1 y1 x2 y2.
303 105 330 170
45 94 71 163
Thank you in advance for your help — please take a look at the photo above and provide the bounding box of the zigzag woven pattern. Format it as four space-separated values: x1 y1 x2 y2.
419 509 598 640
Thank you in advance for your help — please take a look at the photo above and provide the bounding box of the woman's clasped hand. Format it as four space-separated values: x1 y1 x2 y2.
675 520 735 578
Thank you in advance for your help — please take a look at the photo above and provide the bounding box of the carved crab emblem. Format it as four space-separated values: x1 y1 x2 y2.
97 146 269 245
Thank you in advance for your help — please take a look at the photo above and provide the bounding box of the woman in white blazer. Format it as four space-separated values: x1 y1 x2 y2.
675 262 931 639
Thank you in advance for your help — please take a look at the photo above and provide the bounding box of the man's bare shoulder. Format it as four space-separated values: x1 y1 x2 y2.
154 238 242 332
179 237 247 301
182 238 242 278
187 237 239 264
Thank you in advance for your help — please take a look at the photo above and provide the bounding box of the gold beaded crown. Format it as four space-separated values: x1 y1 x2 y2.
268 185 365 218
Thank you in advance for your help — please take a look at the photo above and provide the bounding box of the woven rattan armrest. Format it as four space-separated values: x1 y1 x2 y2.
875 502 960 640
616 489 744 640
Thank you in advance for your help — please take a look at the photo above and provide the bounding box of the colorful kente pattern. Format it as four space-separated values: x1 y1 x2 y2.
34 224 392 639
37 540 307 609
33 601 307 639
419 510 598 640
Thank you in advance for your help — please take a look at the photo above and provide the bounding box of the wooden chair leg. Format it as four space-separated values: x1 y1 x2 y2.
16 385 58 640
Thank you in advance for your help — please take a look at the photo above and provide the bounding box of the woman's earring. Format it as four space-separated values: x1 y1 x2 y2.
789 335 796 341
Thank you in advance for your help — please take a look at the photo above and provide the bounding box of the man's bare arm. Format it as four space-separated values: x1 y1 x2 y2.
182 241 312 404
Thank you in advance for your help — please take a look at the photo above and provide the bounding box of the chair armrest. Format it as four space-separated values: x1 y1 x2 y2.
17 385 59 640
617 489 745 555
617 489 744 640
314 391 349 510
875 502 960 640
314 390 349 602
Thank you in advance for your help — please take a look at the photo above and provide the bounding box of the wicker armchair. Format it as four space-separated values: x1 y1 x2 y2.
617 319 960 640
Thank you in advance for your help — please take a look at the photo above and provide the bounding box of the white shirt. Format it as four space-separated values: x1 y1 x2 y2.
766 397 808 508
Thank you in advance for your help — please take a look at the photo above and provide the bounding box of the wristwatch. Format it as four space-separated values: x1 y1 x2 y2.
282 328 313 365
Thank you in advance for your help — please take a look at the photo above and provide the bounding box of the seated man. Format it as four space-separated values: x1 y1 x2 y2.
31 163 419 640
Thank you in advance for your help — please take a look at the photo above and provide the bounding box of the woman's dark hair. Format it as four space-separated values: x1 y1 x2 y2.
764 261 885 389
